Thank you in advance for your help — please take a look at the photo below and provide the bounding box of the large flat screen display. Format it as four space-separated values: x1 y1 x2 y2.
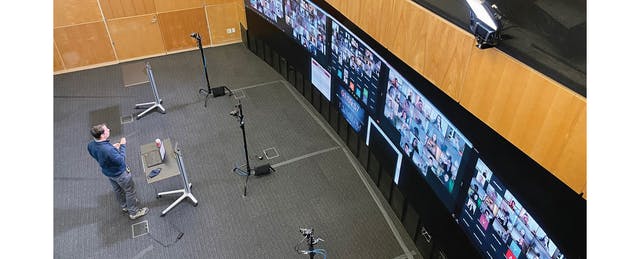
383 67 471 194
311 57 332 101
336 85 365 132
330 21 383 115
246 0 286 30
283 0 328 63
458 159 565 259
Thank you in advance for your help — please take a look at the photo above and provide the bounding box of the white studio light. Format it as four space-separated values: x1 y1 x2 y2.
465 0 502 49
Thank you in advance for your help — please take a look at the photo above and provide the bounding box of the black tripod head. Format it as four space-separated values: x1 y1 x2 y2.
229 100 243 121
190 32 201 41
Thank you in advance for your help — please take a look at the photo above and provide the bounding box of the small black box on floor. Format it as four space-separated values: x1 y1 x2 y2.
254 164 274 176
212 86 227 97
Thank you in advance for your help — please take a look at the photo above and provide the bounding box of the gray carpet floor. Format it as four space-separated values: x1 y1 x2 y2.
53 43 420 258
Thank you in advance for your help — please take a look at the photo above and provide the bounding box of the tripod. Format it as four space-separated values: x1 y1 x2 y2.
191 32 230 107
296 228 326 259
230 99 252 197
135 62 166 119
157 144 198 217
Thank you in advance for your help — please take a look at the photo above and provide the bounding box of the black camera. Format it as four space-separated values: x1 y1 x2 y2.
299 227 313 236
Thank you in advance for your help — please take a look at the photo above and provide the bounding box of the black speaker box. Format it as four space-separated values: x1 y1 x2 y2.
254 164 274 176
212 86 227 97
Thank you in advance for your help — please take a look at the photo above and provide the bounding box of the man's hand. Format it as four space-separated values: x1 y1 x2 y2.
113 143 121 149
120 137 126 145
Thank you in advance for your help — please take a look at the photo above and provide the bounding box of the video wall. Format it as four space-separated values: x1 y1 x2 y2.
383 67 471 196
459 159 564 259
245 0 578 257
283 0 329 63
330 21 383 115
247 0 286 29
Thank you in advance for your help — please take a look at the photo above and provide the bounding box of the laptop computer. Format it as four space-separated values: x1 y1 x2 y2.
142 149 164 167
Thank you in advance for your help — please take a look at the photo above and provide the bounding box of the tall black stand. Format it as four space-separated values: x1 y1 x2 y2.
231 99 252 197
191 32 229 107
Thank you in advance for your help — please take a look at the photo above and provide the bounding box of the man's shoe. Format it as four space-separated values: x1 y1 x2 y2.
129 207 149 220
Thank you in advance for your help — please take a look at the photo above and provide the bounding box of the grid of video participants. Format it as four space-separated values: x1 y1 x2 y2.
460 159 564 259
249 0 284 25
284 0 327 59
330 21 382 113
383 68 469 193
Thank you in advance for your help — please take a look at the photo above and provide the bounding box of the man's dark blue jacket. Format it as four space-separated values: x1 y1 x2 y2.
87 140 126 177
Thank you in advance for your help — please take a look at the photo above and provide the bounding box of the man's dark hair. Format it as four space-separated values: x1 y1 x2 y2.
90 124 106 139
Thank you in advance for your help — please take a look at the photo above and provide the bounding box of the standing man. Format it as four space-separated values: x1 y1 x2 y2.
88 123 149 220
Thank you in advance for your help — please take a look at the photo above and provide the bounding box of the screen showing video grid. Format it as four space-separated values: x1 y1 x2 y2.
458 159 564 259
383 68 471 193
246 0 286 30
330 21 383 115
283 0 328 63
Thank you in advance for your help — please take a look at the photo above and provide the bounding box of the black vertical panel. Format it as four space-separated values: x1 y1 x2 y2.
272 50 280 72
312 88 321 112
390 184 405 220
279 57 287 78
347 127 359 156
338 117 348 143
287 65 296 86
329 105 339 132
320 97 330 122
295 72 304 94
240 24 248 48
249 33 257 53
367 153 381 184
378 167 393 201
402 202 420 241
357 141 369 170
264 43 272 65
303 79 313 103
256 38 264 60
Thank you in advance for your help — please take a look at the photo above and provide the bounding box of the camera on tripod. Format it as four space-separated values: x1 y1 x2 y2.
299 227 313 237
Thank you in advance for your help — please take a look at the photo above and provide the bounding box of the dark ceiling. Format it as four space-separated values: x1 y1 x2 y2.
412 0 586 97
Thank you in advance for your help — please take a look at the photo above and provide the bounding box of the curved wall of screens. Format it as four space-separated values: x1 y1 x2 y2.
243 0 584 257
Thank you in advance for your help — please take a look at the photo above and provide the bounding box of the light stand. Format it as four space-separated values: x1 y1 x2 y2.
230 99 253 197
157 143 198 217
191 32 231 107
134 62 166 119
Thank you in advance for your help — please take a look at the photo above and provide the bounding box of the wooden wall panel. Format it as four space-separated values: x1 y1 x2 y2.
158 8 211 51
356 0 389 41
54 0 102 27
205 0 236 4
54 22 116 68
207 4 241 45
54 43 65 72
154 0 203 13
421 13 474 100
99 0 156 20
388 0 427 78
107 15 166 60
237 1 248 29
554 105 586 195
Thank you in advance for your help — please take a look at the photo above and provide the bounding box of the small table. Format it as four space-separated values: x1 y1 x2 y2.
140 138 198 216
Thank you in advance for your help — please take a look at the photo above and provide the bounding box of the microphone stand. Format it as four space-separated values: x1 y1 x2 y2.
231 99 252 196
191 32 226 108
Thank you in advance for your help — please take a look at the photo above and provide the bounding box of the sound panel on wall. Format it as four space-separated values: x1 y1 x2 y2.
367 153 381 184
357 141 369 170
378 168 393 201
390 184 405 220
402 202 420 241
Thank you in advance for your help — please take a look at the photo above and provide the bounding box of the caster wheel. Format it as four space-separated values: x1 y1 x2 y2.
157 195 162 199
160 213 166 217
193 203 198 207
